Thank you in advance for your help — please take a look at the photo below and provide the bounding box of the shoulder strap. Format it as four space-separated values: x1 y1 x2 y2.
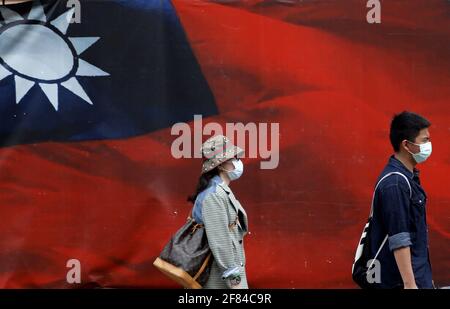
367 172 412 271
369 171 412 217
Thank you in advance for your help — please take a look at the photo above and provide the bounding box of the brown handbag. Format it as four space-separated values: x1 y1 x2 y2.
153 216 212 289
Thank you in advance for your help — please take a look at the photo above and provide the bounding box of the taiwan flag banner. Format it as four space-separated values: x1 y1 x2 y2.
0 0 448 289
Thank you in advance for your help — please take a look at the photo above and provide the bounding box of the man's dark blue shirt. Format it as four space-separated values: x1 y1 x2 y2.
369 155 433 288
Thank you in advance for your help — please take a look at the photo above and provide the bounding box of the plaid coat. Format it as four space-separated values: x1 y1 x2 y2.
201 181 249 289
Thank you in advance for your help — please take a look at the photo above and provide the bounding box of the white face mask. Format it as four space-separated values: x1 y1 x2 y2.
221 159 244 181
407 141 432 164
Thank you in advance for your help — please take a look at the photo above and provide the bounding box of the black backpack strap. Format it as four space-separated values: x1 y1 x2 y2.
353 172 412 272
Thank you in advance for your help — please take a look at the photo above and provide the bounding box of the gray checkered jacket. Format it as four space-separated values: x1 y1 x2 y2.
200 181 249 289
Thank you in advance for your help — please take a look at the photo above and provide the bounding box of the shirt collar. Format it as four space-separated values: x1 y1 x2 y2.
388 155 418 180
210 175 223 185
210 175 231 193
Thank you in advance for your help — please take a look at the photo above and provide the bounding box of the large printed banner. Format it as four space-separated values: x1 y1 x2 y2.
0 0 448 288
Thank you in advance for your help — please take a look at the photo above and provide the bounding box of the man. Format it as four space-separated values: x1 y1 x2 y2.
370 111 433 288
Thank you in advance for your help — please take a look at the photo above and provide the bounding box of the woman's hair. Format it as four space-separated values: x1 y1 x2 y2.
187 167 219 204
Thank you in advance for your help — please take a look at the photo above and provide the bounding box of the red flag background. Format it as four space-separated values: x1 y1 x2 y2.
0 0 448 288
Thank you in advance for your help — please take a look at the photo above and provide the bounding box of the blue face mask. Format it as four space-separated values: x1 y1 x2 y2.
407 141 432 164
221 159 244 181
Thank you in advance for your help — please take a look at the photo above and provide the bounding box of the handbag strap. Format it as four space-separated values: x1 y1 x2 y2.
193 252 212 281
221 188 241 231
186 216 205 234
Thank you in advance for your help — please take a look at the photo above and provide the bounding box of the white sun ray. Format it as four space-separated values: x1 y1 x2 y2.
0 65 12 81
76 59 110 77
61 77 93 105
15 75 35 103
69 37 100 55
39 83 59 110
50 7 75 35
0 7 24 23
28 0 47 23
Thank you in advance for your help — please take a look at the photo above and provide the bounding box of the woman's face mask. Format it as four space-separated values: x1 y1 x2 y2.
220 159 244 181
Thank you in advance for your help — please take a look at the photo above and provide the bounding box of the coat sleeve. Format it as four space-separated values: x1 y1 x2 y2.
202 192 241 288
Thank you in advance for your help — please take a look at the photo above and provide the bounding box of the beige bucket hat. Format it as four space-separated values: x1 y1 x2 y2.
201 135 244 174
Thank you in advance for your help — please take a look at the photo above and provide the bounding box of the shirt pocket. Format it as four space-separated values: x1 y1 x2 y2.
410 194 426 224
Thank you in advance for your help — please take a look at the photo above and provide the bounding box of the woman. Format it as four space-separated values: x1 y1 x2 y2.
188 135 249 289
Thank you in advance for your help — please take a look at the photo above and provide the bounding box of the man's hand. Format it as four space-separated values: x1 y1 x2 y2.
404 283 418 289
393 246 417 289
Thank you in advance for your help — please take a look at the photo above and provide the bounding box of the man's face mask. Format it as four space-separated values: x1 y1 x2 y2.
407 141 432 164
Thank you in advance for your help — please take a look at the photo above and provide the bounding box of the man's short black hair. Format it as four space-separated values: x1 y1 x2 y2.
390 111 431 152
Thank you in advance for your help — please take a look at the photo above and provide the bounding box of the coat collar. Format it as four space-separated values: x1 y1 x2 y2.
217 181 231 193
217 182 248 231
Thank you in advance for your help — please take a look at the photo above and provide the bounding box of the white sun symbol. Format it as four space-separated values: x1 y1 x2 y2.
0 1 109 111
